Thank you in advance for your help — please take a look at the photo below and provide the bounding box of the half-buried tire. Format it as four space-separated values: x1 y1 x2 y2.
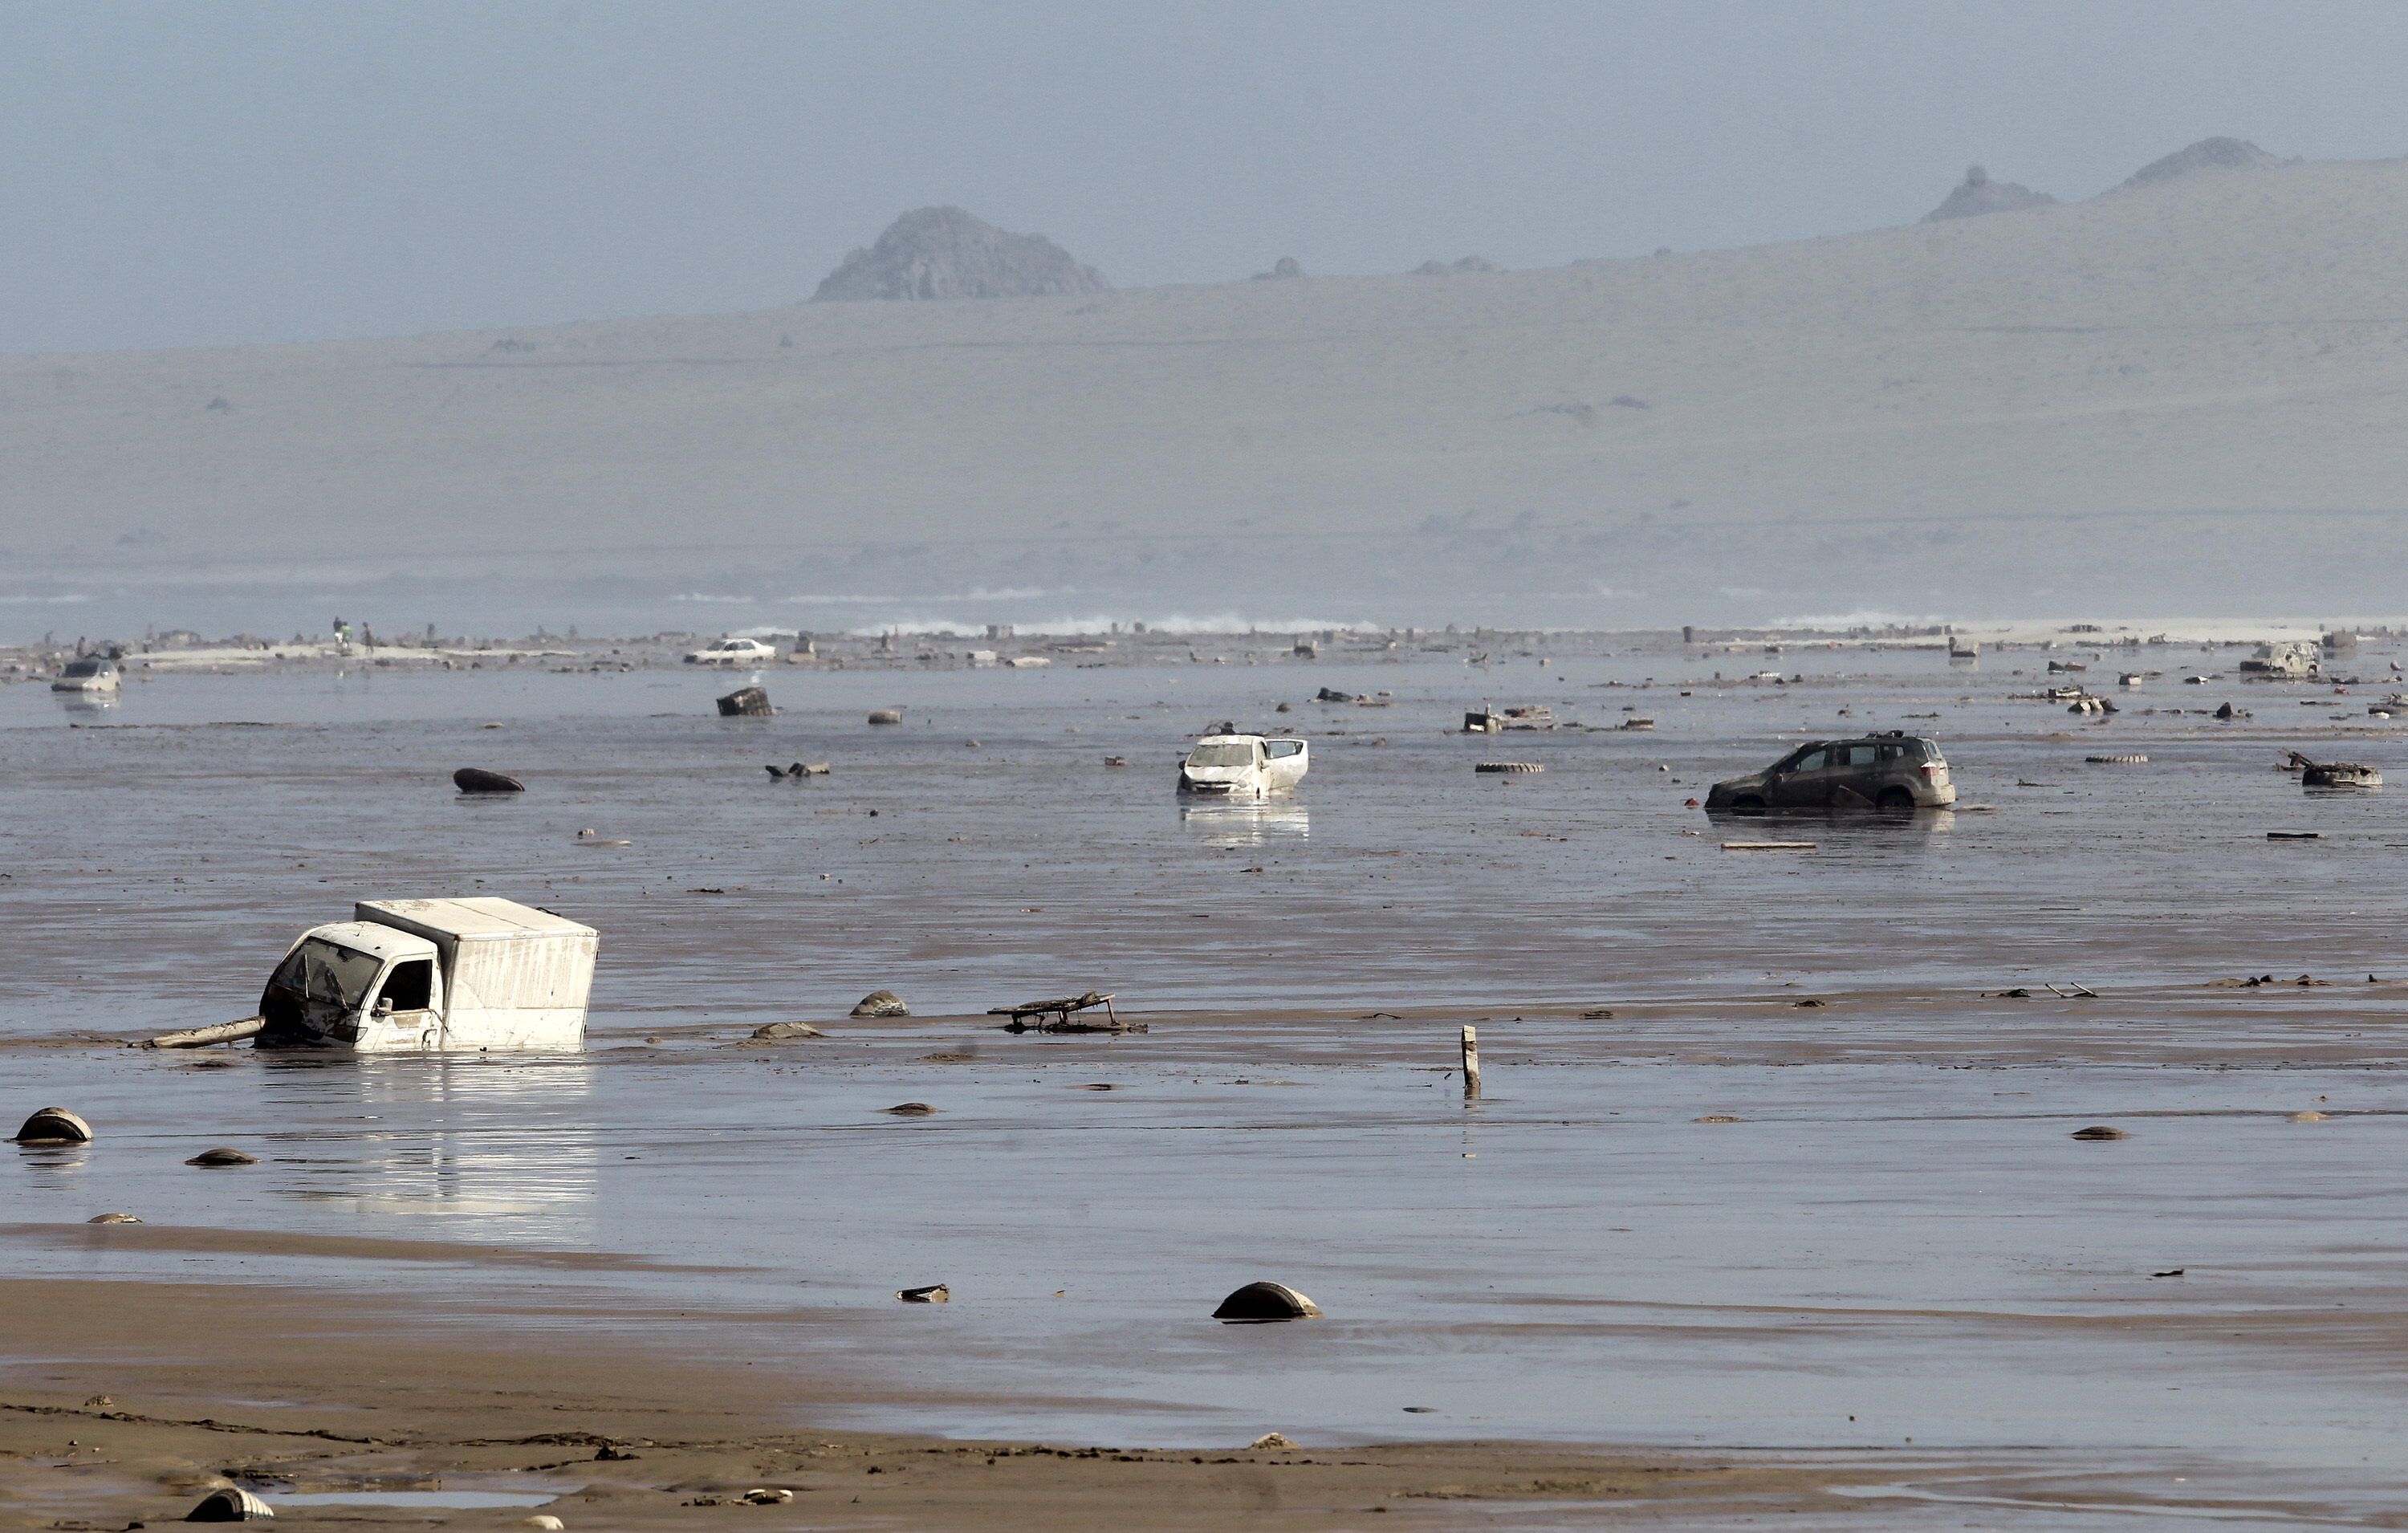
1212 1281 1323 1322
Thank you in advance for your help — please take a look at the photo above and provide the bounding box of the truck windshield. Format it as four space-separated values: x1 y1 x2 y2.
1186 742 1255 768
269 938 384 1011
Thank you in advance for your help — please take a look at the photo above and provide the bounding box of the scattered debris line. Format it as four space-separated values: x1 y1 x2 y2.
1723 840 1815 852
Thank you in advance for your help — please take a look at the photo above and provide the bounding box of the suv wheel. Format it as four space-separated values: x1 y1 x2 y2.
1877 787 1915 811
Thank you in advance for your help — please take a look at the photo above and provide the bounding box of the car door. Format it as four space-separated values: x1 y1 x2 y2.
369 958 444 1050
1768 746 1830 807
1830 742 1881 806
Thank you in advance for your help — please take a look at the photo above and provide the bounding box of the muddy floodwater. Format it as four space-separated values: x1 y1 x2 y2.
7 644 2408 1527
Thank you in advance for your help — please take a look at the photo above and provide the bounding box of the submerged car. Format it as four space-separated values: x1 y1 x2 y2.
1178 731 1309 796
685 636 778 665
50 655 120 693
1703 732 1956 812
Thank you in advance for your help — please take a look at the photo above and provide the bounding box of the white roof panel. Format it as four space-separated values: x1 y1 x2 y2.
356 897 596 941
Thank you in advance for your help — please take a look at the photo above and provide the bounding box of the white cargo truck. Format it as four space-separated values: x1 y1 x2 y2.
254 898 598 1051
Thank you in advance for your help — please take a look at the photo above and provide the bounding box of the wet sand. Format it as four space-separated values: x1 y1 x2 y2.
7 641 2408 1526
0 1271 1939 1531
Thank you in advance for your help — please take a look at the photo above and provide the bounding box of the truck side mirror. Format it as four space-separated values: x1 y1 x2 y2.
372 998 393 1017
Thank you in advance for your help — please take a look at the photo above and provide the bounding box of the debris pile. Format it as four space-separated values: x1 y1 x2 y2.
2287 750 2382 788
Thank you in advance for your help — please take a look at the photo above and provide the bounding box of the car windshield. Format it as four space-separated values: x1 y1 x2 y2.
1187 742 1256 768
267 938 384 1011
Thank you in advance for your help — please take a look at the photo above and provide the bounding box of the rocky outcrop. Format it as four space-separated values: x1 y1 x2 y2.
2117 137 2289 192
813 207 1110 302
1922 165 2057 222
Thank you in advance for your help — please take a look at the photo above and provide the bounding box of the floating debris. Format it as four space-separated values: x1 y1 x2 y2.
851 989 910 1018
138 1019 266 1050
2085 754 2149 765
2288 750 2382 788
2070 1125 2128 1141
1249 1432 1296 1450
746 1021 823 1042
882 1102 938 1116
896 1283 950 1303
87 1212 141 1224
185 1147 258 1166
1723 840 1815 852
1474 762 1543 774
715 685 773 718
991 990 1137 1032
868 709 904 726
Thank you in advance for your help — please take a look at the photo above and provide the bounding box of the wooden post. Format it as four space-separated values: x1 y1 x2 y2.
1461 1025 1481 1099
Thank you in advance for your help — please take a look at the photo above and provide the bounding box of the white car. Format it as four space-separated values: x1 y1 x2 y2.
685 637 778 665
51 656 121 693
1178 732 1309 797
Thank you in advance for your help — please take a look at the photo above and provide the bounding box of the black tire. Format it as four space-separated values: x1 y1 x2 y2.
1877 787 1915 811
1729 795 1766 815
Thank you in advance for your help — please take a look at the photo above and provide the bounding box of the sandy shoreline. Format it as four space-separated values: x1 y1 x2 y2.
0 1269 1933 1530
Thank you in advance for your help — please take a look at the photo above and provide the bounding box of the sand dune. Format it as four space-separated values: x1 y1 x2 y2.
8 154 2408 634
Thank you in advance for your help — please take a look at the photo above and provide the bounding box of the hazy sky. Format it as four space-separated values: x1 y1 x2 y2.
8 0 2407 353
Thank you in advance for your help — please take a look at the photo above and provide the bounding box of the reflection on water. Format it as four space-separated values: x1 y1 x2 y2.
1177 797 1310 846
12 1142 91 1180
53 691 117 718
267 1054 600 1239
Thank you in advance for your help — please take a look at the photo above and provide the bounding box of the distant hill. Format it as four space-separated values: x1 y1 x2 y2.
10 150 2408 637
1922 165 2057 222
812 206 1110 302
2117 136 2290 191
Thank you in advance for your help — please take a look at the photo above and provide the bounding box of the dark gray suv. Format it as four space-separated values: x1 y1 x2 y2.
1703 733 1956 812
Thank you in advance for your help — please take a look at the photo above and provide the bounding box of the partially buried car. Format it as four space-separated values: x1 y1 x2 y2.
1703 732 1955 812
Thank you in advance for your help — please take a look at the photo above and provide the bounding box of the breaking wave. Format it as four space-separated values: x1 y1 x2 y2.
847 611 1379 636
1768 608 1950 629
